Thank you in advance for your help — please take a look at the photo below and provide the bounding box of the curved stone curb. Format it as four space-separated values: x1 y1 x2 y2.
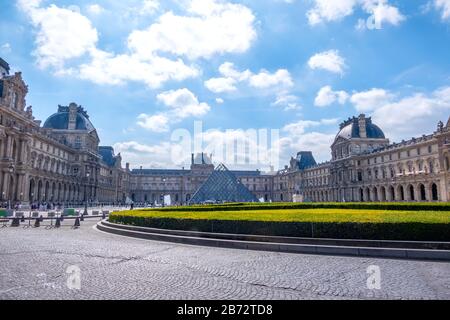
96 220 450 261
100 220 450 250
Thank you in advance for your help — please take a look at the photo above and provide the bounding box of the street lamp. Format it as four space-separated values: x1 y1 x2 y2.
84 172 90 215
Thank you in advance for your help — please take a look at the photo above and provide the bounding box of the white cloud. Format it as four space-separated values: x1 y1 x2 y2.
249 69 293 89
435 0 450 20
314 86 349 107
119 115 340 169
350 88 393 112
218 62 252 80
370 86 450 140
204 77 237 93
78 50 199 88
281 118 339 163
141 0 160 15
308 50 346 75
128 0 257 60
215 98 224 104
86 4 104 15
307 0 405 27
19 0 256 88
283 118 339 136
0 43 11 54
113 141 182 168
205 62 293 94
307 0 356 25
368 0 405 26
272 93 302 111
138 88 211 132
157 88 211 118
18 1 98 69
137 114 170 132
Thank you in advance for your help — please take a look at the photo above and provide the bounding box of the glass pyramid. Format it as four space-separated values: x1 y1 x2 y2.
189 164 259 204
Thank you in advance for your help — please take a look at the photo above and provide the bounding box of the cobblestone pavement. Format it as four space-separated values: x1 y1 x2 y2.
1 219 449 300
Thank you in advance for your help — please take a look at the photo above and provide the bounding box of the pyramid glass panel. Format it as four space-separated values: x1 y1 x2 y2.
189 164 259 204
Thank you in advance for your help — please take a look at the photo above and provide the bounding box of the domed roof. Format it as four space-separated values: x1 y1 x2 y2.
43 104 95 131
335 115 385 142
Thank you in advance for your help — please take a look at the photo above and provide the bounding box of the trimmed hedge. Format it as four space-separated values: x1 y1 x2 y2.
150 202 450 212
109 214 450 241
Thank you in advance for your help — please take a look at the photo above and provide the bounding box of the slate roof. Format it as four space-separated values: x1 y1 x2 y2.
99 146 116 167
43 105 95 131
296 151 317 170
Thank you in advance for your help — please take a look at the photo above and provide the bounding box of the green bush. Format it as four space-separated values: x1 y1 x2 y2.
109 214 450 241
150 202 450 212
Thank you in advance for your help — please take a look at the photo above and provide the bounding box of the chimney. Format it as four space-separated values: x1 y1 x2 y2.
191 153 194 165
358 114 367 138
201 152 204 164
68 103 78 130
126 163 130 170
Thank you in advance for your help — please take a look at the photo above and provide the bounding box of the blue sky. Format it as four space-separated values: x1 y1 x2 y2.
1 0 450 170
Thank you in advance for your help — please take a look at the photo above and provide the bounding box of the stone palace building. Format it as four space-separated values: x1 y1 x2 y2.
1 57 449 205
0 58 130 205
129 116 450 204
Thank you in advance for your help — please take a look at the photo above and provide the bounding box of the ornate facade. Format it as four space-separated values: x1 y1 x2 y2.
0 58 130 205
129 115 450 204
129 153 272 204
1 58 448 205
277 114 450 203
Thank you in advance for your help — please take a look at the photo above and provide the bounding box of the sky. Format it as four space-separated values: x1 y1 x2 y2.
1 0 450 171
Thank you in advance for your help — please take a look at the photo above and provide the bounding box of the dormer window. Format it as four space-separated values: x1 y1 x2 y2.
74 136 81 149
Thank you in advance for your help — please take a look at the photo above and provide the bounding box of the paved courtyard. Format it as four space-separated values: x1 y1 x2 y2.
0 218 449 300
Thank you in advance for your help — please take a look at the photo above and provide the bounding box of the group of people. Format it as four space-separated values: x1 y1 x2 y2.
0 201 131 211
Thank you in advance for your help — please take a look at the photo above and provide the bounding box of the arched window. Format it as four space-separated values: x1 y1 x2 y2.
419 184 426 201
431 183 438 201
398 185 405 201
409 185 415 201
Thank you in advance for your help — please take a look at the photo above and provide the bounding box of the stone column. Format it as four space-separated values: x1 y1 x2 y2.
0 138 4 159
5 135 12 158
23 174 30 202
2 172 9 200
439 179 446 202
16 174 24 201
414 184 420 202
